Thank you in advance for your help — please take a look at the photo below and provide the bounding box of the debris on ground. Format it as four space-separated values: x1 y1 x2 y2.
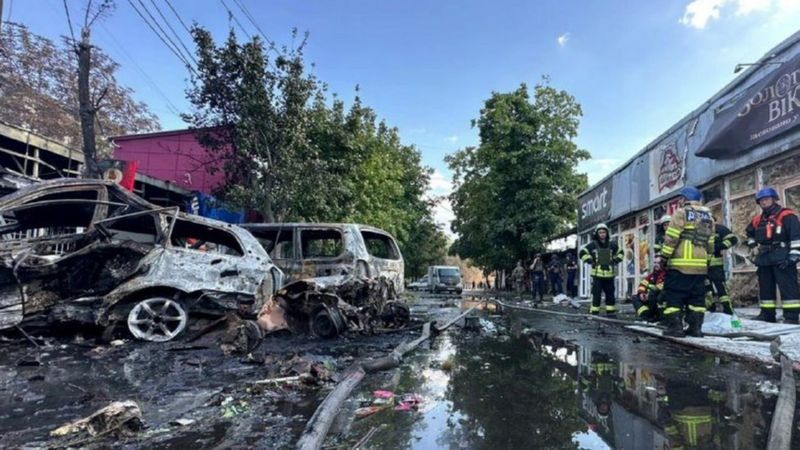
50 400 144 442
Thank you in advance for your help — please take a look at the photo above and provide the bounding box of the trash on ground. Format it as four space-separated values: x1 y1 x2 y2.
50 400 144 440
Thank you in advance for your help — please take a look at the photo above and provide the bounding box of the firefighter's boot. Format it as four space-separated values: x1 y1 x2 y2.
686 310 704 338
663 313 685 337
754 308 777 323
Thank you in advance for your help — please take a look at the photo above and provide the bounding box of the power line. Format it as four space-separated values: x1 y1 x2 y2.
230 0 276 52
147 0 196 65
218 0 251 39
126 0 196 75
134 0 196 65
163 0 192 35
98 22 183 117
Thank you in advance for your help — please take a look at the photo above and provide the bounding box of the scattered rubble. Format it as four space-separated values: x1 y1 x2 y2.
50 400 144 444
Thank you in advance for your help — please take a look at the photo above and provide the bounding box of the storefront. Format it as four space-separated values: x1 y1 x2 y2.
577 30 800 304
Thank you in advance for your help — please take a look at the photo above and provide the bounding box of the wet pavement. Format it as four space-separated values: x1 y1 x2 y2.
1 292 798 449
336 293 800 450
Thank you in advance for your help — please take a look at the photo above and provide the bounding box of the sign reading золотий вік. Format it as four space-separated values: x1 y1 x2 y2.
578 176 613 232
697 52 800 159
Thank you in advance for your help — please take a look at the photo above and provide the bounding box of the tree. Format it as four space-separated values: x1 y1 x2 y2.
184 27 322 222
185 26 449 274
0 22 160 157
446 81 589 271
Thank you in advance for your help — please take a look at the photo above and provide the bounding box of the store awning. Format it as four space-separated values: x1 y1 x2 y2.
696 53 800 159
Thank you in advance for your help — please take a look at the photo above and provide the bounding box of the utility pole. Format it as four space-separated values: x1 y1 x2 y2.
77 25 101 178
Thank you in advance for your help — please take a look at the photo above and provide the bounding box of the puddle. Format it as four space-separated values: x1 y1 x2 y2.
341 305 800 450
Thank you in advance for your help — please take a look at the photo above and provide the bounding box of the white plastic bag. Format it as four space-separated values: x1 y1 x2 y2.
701 312 734 334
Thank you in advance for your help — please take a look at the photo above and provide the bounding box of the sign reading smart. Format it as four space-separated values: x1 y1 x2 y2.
578 177 613 231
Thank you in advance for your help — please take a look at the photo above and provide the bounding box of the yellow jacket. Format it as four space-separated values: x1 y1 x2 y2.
661 201 715 275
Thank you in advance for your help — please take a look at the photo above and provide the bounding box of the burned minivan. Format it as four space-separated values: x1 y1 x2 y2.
242 223 405 294
0 179 283 342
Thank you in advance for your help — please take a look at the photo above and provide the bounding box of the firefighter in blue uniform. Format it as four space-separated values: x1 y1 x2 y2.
706 222 738 314
745 187 800 323
579 223 624 316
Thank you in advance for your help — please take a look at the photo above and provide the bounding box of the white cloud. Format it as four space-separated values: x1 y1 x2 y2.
444 135 459 144
432 198 456 237
557 32 570 47
680 0 729 29
680 0 798 29
429 169 452 195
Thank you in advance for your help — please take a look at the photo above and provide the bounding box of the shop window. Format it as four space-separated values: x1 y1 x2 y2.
620 217 635 231
729 196 759 269
762 154 800 186
702 184 722 204
729 171 755 196
785 184 800 212
709 203 724 225
637 224 650 275
637 212 649 226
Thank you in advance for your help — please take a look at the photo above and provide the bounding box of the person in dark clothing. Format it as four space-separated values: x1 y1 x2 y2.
654 215 672 255
548 255 564 296
529 253 546 302
746 187 800 323
579 223 624 316
706 222 738 314
566 253 579 298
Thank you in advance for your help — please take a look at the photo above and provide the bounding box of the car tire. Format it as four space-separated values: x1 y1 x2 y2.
127 297 189 342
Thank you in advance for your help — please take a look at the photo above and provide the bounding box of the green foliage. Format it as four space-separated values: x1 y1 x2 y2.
446 82 589 271
184 27 448 276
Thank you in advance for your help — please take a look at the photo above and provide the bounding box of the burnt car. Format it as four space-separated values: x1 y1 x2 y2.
0 179 283 342
241 223 405 294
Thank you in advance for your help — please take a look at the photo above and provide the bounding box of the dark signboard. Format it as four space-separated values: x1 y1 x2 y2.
697 53 800 159
578 176 613 232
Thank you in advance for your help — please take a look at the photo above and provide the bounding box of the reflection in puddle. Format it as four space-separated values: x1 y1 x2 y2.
348 311 793 449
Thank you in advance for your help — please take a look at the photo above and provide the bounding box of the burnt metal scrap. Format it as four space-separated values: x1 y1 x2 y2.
257 275 410 339
0 179 283 342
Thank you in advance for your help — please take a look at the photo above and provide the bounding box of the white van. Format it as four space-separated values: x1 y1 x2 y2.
427 265 463 294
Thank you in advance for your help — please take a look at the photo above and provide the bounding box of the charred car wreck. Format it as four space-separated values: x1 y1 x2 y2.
0 179 283 342
0 181 410 345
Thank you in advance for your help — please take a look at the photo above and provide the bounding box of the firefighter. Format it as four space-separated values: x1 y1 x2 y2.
745 187 800 323
529 253 546 302
654 214 672 255
579 223 624 316
706 221 738 314
632 259 667 322
660 186 715 337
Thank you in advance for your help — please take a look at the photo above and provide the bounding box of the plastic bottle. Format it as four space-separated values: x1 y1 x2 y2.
731 311 742 329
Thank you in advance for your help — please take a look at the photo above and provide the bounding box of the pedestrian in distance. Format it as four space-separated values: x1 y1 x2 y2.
579 223 623 316
566 253 579 298
529 253 546 303
745 187 800 323
511 260 527 298
660 186 715 337
548 254 564 296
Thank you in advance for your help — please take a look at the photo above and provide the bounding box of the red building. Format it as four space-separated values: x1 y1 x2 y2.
112 128 224 195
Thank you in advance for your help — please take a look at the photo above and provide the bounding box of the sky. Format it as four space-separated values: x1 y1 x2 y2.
6 0 800 232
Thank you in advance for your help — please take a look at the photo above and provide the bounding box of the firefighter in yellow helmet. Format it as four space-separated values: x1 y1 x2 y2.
660 187 715 337
579 223 624 316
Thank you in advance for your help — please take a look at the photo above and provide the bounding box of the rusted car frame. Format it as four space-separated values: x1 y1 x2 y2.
242 223 405 294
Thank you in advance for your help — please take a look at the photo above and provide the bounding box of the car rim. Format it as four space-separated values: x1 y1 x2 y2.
127 297 188 342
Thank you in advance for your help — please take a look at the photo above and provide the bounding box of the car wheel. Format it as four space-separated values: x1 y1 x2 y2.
310 305 346 338
127 297 188 342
